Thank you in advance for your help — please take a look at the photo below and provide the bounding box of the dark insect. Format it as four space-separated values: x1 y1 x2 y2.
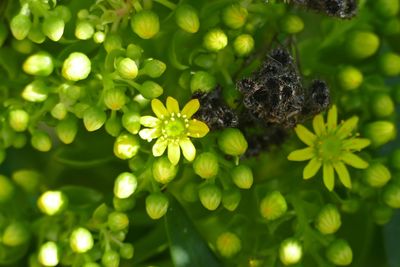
291 0 357 19
302 79 330 116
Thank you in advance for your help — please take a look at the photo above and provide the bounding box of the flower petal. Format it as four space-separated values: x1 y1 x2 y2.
327 105 337 132
336 116 358 139
152 138 168 157
342 138 371 151
323 163 335 191
295 124 317 146
187 119 209 138
313 114 326 136
151 99 169 119
139 128 161 141
333 161 351 189
303 158 322 179
288 147 314 161
340 152 369 169
166 97 180 114
181 99 200 118
168 142 181 165
179 138 196 162
140 116 160 127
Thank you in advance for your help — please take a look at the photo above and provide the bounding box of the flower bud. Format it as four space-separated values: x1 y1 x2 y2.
2 222 30 247
178 70 191 90
203 28 228 51
326 239 353 266
102 250 120 267
364 121 396 147
104 88 126 110
31 130 52 152
222 4 248 29
371 93 394 118
23 52 54 76
116 58 138 79
372 204 393 225
108 211 129 232
0 175 15 202
51 103 67 120
75 20 94 40
37 190 68 216
10 14 32 40
142 59 166 78
175 4 200 33
138 81 164 99
56 117 78 144
83 263 101 267
216 232 242 258
105 116 122 137
126 44 143 59
22 80 48 102
190 71 217 93
92 203 109 224
337 66 363 90
12 133 27 149
113 196 136 212
193 152 219 179
114 172 138 199
12 38 33 54
152 156 178 184
260 191 287 220
198 183 222 211
222 188 241 211
374 0 399 17
315 204 341 234
38 241 59 267
280 14 304 34
53 5 72 22
83 107 106 131
113 133 140 160
62 52 91 81
104 34 122 52
340 198 360 214
194 53 216 69
9 109 29 132
145 193 169 219
93 31 105 43
233 34 254 56
383 18 400 35
346 31 380 59
12 169 41 193
364 163 391 188
231 165 253 189
122 111 141 134
218 128 248 156
120 243 134 259
131 10 160 39
28 24 46 44
279 238 302 265
70 227 94 253
42 16 64 41
379 52 400 76
383 184 400 208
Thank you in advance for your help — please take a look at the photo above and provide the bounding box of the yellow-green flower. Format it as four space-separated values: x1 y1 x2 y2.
139 97 209 165
288 105 370 191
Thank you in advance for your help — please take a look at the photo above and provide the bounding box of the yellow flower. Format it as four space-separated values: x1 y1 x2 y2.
139 97 209 165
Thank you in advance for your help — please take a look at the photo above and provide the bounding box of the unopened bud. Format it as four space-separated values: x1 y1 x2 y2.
175 4 200 33
131 10 160 39
260 191 287 220
56 117 78 144
145 193 169 219
218 128 248 156
346 31 379 59
364 121 396 147
153 156 178 184
193 152 219 179
198 183 222 211
113 133 140 160
337 66 363 90
126 44 143 59
372 204 393 225
203 29 228 52
42 16 64 41
12 169 41 193
105 116 122 137
83 107 106 131
10 14 32 40
383 183 400 208
0 175 15 202
371 93 394 118
233 34 254 56
104 88 126 110
222 4 248 29
116 58 138 79
23 52 54 76
120 243 134 259
38 241 59 267
9 109 29 132
22 80 48 102
216 232 242 258
2 222 30 246
315 204 341 234
51 103 68 120
31 130 52 152
70 227 94 253
222 188 241 211
142 59 166 78
190 71 217 93
231 165 253 189
75 20 94 40
326 239 353 266
62 52 91 81
37 190 68 216
122 111 141 134
138 81 163 99
364 163 391 188
114 172 137 199
279 238 303 265
280 14 304 34
108 211 129 232
101 250 120 267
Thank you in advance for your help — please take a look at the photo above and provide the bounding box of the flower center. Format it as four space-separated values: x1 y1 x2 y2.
162 115 187 138
316 134 342 163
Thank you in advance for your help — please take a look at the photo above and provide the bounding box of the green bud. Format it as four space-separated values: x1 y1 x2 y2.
105 116 122 137
222 4 248 29
62 52 91 81
75 20 94 40
231 165 253 189
104 34 122 52
279 238 303 266
70 227 94 253
113 133 140 160
23 52 54 76
280 14 304 34
379 52 400 76
114 172 137 199
104 88 126 110
83 263 101 267
364 121 396 147
216 232 242 258
0 22 8 47
10 14 32 40
126 44 143 59
116 58 138 79
374 0 399 17
56 117 78 144
31 131 52 152
233 34 254 56
0 175 14 203
142 59 166 78
53 5 72 22
12 133 27 149
326 239 353 266
315 204 341 234
190 71 217 93
22 80 48 102
372 204 393 225
145 193 169 219
29 253 42 267
383 18 400 35
120 243 134 259
198 184 222 211
194 53 216 69
364 163 391 188
42 16 65 41
340 198 361 214
337 66 363 90
383 184 400 208
131 10 160 39
113 196 136 212
122 111 141 134
12 169 41 193
178 70 191 90
93 31 106 43
390 149 400 170
218 128 248 156
38 241 59 267
152 156 178 184
203 28 228 51
83 107 106 131
346 31 380 59
175 4 200 33
108 211 129 232
2 222 30 247
9 109 29 132
193 152 219 179
222 188 241 211
92 203 109 224
37 190 68 216
371 93 394 118
138 81 164 99
51 103 68 120
260 191 287 220
12 38 33 54
28 24 46 44
102 250 120 267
